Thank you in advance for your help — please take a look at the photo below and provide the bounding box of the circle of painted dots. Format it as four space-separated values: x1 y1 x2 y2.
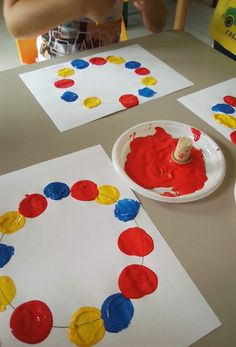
211 95 236 144
54 56 158 109
0 180 158 346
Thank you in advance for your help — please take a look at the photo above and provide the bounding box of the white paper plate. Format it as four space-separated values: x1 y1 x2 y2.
112 120 226 203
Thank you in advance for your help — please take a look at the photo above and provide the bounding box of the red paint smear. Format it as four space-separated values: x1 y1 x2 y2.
160 192 177 197
10 300 53 344
135 67 150 75
230 130 236 144
18 194 48 218
118 227 154 256
71 180 98 201
124 127 207 195
89 57 107 65
119 94 139 109
223 95 236 107
191 127 201 141
54 79 75 88
118 264 158 299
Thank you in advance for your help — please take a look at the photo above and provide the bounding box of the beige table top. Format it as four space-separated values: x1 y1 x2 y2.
0 31 236 347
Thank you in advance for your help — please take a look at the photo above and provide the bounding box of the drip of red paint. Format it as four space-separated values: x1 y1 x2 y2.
124 127 207 195
18 194 48 218
118 264 158 299
230 130 236 144
135 67 150 76
119 94 139 109
118 227 154 256
54 79 75 88
223 95 236 107
10 300 53 344
71 180 98 200
191 127 201 141
89 57 107 65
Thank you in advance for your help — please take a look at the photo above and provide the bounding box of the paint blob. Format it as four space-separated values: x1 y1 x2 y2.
71 180 98 201
213 113 236 128
0 276 16 312
106 55 125 64
0 211 25 234
83 96 101 108
96 185 120 205
230 130 236 144
119 94 139 109
212 103 235 114
68 307 105 346
191 127 201 141
138 87 156 98
124 127 207 195
223 95 236 107
135 67 150 76
118 264 158 299
101 293 134 333
118 227 154 256
125 61 141 69
18 194 48 218
10 300 53 344
89 57 107 65
54 79 75 88
43 182 70 200
61 91 78 102
71 59 89 69
57 68 75 77
114 199 140 222
141 76 157 86
0 244 15 268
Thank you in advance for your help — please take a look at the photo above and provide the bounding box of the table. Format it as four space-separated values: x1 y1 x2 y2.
0 31 236 347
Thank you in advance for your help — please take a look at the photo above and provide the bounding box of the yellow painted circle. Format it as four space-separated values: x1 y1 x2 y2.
0 211 25 234
57 68 75 77
68 307 105 347
95 185 120 205
212 113 236 128
141 76 157 86
83 97 101 109
106 55 125 64
0 276 16 312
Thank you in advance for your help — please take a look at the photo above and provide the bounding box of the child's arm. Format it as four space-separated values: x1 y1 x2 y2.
3 0 116 38
133 0 167 33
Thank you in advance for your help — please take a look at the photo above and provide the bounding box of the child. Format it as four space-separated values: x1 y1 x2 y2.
209 0 236 61
3 0 167 60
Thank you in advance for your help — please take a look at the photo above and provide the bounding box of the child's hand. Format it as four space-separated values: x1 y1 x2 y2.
133 0 155 13
85 0 117 23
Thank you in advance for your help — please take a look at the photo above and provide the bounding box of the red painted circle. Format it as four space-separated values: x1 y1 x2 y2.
118 264 158 299
230 131 236 144
71 180 98 200
223 95 236 107
89 57 107 65
135 67 150 76
10 300 53 344
119 94 139 109
118 227 154 256
18 194 48 218
54 79 75 88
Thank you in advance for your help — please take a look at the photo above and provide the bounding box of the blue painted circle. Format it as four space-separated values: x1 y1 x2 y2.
125 61 141 69
0 244 15 268
61 91 78 102
71 59 89 69
212 103 235 114
101 293 134 333
138 87 156 98
114 199 140 222
43 182 70 200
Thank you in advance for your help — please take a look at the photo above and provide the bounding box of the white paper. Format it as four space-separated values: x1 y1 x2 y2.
19 45 193 132
0 145 220 347
178 77 236 144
